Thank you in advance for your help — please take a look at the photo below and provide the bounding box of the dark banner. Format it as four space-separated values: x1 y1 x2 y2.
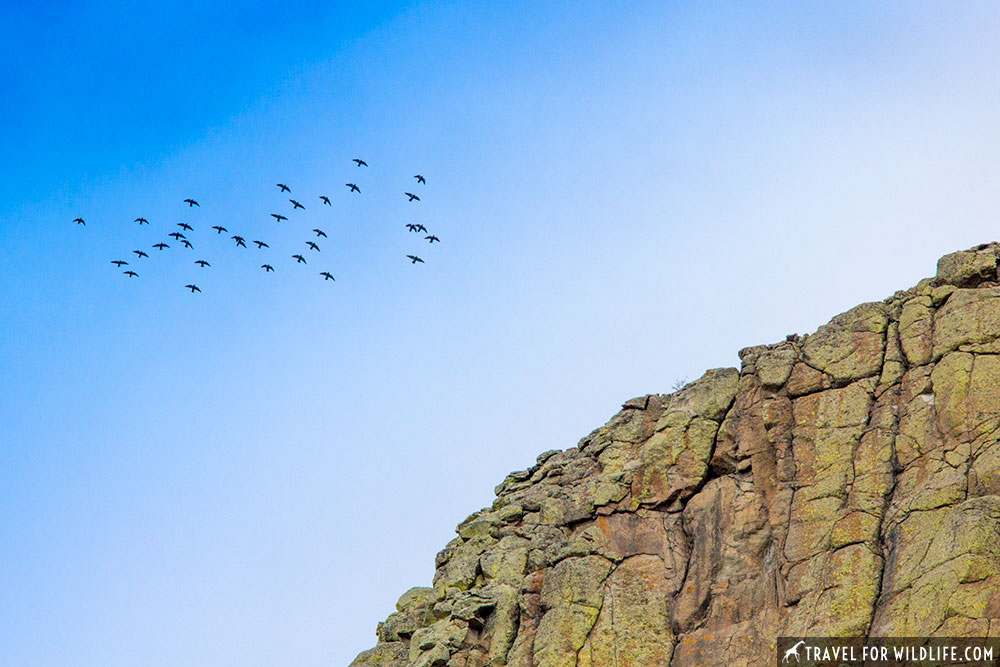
776 637 1000 666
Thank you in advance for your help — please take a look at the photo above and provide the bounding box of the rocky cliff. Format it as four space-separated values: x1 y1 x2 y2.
350 244 1000 667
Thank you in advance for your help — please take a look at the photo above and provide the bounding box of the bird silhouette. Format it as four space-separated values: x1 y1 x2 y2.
277 183 290 192
169 232 186 240
135 217 149 225
414 174 425 184
415 224 427 233
407 255 424 264
184 198 199 207
253 240 269 249
212 225 228 234
320 272 335 281
195 260 210 267
111 260 129 267
319 195 331 206
153 242 169 250
271 213 288 222
353 158 368 167
306 241 320 252
425 235 440 243
346 183 360 193
290 199 304 210
177 222 193 231
185 284 201 293
133 250 149 259
123 270 138 278
74 217 85 225
292 254 307 264
232 235 247 248
313 229 327 238
182 240 193 249
261 264 275 272
406 223 418 232
405 192 420 202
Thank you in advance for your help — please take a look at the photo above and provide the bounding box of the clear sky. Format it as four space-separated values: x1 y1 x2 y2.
3 2 1000 665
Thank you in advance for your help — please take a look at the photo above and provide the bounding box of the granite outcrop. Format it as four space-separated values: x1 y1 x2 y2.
350 244 1000 666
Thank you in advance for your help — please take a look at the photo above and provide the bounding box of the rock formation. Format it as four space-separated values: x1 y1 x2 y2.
350 244 1000 667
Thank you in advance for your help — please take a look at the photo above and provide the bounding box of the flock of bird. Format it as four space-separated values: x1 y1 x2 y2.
73 159 439 293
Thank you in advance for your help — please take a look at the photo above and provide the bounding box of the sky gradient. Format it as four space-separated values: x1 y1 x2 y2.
4 2 1000 665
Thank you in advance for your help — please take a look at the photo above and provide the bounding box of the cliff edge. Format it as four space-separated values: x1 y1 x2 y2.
350 244 1000 667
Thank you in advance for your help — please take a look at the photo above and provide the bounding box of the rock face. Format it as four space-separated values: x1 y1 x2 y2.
350 244 1000 667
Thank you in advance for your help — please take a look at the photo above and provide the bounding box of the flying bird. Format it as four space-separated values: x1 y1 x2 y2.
261 264 274 272
133 250 149 259
123 270 138 278
74 217 85 225
313 229 327 238
414 174 425 184
153 243 169 250
425 235 440 243
405 192 420 202
306 241 320 252
353 158 368 167
232 235 246 247
177 223 193 231
346 183 360 193
183 199 199 207
319 195 331 206
181 240 193 249
406 223 418 232
292 254 307 264
415 224 427 233
277 183 290 192
135 217 148 225
212 225 228 234
169 232 186 240
406 255 424 264
195 260 210 267
271 213 288 222
289 199 304 210
320 272 335 281
253 240 269 249
111 260 129 267
185 284 201 293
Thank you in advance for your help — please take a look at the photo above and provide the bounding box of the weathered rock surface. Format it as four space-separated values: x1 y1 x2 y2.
349 244 1000 666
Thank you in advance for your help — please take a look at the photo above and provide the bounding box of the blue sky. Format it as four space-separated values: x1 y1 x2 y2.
3 2 1000 665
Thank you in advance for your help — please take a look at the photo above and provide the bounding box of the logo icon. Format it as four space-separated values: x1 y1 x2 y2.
783 640 806 663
